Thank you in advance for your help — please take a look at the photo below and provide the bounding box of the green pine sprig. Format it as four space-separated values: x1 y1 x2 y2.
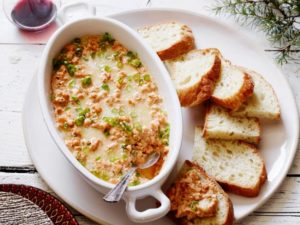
212 0 300 65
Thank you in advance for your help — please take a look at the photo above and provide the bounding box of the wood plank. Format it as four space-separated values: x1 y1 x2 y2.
0 111 32 166
0 45 43 112
1 173 300 224
74 214 300 225
237 214 300 225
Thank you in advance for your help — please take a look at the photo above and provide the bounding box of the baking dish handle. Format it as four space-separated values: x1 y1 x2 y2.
57 1 96 25
126 189 170 223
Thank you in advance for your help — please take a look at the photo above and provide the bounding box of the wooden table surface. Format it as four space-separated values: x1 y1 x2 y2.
0 0 299 224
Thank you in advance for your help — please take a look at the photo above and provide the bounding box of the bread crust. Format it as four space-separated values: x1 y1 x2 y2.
202 104 261 145
158 30 196 60
232 67 281 120
211 72 254 110
169 160 234 225
138 22 196 61
178 52 221 107
215 142 267 197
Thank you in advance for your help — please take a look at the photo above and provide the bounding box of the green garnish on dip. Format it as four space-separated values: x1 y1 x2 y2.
81 75 92 87
50 33 170 185
101 83 110 91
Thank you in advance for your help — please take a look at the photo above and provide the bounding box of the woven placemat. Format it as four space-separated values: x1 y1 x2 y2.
0 184 78 225
0 191 54 225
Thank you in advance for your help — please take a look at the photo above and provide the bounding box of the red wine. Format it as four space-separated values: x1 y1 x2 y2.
11 0 56 29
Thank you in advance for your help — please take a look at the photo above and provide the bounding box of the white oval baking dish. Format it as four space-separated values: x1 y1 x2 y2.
37 6 182 223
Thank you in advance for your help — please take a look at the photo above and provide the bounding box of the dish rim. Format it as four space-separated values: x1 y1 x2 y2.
37 16 183 192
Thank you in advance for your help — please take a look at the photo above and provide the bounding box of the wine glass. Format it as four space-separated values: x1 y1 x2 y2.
2 0 61 31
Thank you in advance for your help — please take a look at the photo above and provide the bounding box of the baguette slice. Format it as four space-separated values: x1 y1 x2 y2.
193 126 267 197
138 22 195 60
167 160 234 225
165 49 221 107
231 67 280 120
209 49 254 110
203 104 261 144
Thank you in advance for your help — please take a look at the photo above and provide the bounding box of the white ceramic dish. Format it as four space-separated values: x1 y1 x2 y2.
25 8 299 225
37 7 182 223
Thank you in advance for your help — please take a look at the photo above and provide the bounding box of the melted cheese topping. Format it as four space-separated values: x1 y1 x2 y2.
51 34 169 185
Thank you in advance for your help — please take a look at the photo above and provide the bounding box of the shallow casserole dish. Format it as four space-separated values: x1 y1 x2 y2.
37 16 182 223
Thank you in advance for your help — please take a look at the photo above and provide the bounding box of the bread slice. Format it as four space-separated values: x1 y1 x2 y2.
137 21 195 60
167 160 234 225
203 104 261 144
193 126 267 197
165 49 221 107
209 49 254 110
231 67 280 120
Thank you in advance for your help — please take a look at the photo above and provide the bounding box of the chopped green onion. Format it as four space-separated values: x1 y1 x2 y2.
143 74 151 82
71 96 80 104
101 32 115 44
96 50 105 58
130 112 137 119
101 83 110 91
109 156 120 163
159 124 170 146
49 94 54 101
190 201 199 212
52 58 64 70
113 51 120 59
95 156 101 161
111 108 119 114
117 61 123 68
104 65 112 72
129 58 142 68
75 115 85 126
81 75 92 87
126 51 137 59
122 153 128 160
138 79 144 86
117 77 124 84
132 73 141 82
79 108 90 117
63 122 69 129
103 117 118 126
66 63 76 76
82 146 90 155
129 179 140 186
119 106 125 116
91 171 109 181
68 79 76 88
119 121 132 133
79 159 86 167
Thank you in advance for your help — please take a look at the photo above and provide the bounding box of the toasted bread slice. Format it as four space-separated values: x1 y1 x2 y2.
165 49 221 107
137 21 196 60
167 160 233 225
208 49 254 110
203 104 261 144
193 126 267 197
231 67 280 120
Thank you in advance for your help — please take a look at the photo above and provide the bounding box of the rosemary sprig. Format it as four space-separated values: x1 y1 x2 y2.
212 0 300 65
